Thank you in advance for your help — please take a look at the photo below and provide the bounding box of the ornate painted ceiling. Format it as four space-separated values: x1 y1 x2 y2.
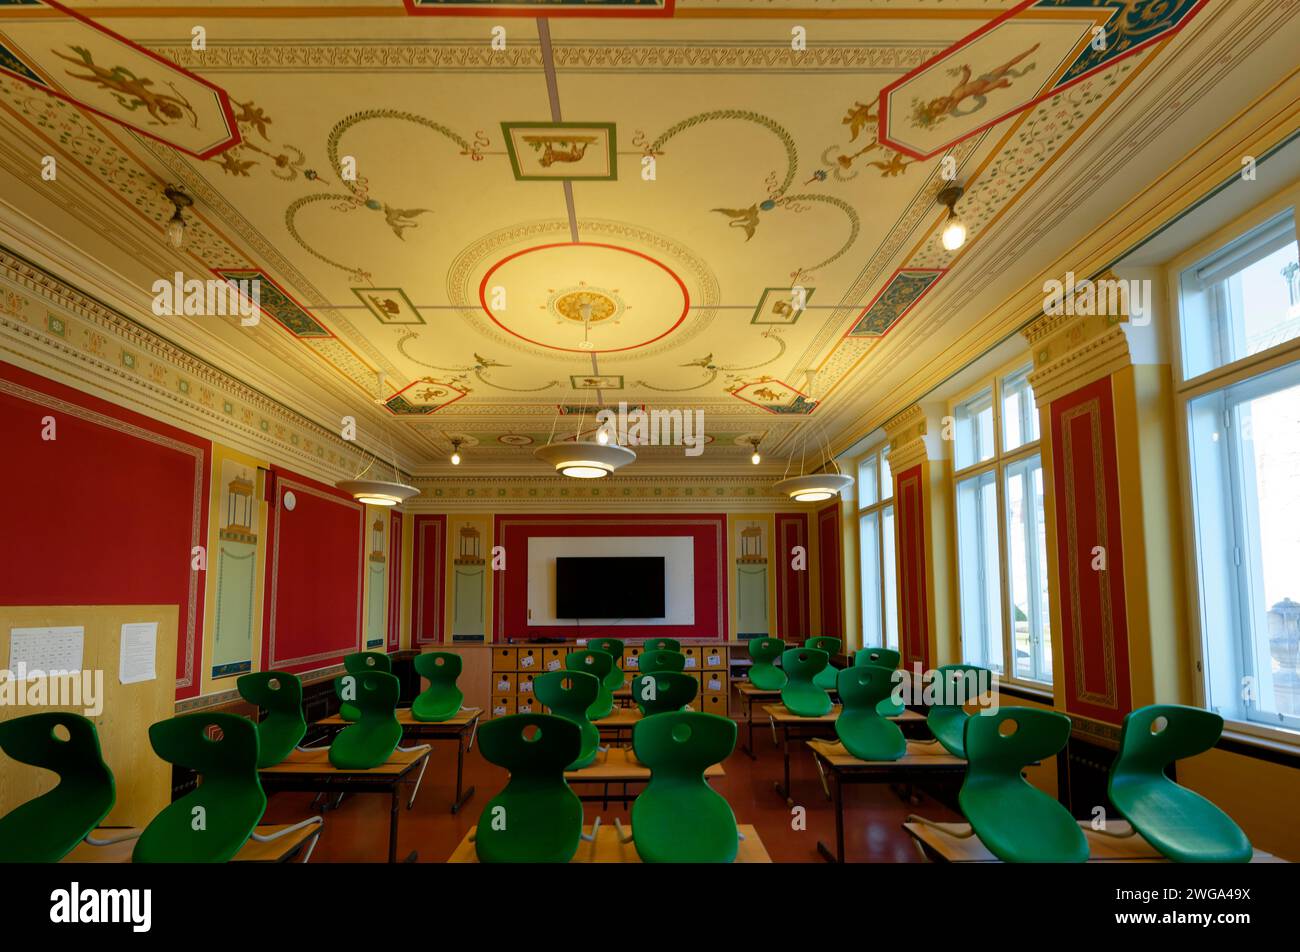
0 0 1295 481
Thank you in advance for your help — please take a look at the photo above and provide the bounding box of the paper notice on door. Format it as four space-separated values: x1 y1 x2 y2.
8 627 84 678
119 622 158 685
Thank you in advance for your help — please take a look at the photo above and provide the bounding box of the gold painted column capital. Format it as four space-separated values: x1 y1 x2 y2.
884 402 945 472
1023 270 1136 407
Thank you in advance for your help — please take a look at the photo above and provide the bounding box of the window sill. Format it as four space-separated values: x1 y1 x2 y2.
1216 722 1300 769
995 680 1054 704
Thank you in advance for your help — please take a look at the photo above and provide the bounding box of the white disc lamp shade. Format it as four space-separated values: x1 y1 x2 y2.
534 440 636 479
773 472 854 503
335 478 420 506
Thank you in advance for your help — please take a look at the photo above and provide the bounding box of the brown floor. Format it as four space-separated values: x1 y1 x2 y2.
263 717 962 863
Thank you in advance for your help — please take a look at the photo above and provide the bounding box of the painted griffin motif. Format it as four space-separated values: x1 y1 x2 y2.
54 46 198 128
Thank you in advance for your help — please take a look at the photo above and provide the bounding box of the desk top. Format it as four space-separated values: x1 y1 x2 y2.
807 738 965 769
594 709 643 729
564 747 725 782
762 704 925 725
260 746 429 778
903 820 1284 863
447 824 770 863
316 708 479 728
737 684 782 698
62 824 319 864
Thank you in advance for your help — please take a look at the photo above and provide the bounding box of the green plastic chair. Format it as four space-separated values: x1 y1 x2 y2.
412 652 464 722
959 707 1087 863
855 647 905 715
806 637 843 691
337 650 392 722
639 648 686 675
1107 704 1252 863
748 638 788 691
330 670 402 769
631 671 699 716
643 638 681 653
534 670 602 770
778 647 832 717
587 638 626 691
565 649 617 720
835 665 906 761
134 713 265 862
630 711 739 863
474 714 584 863
927 664 991 758
0 712 116 862
237 671 306 768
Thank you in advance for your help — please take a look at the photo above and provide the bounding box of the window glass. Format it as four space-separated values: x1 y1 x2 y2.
859 511 882 648
954 387 996 470
1005 455 1052 682
955 470 1003 671
1002 366 1040 452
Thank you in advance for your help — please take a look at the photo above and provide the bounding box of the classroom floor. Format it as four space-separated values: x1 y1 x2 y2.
261 718 962 863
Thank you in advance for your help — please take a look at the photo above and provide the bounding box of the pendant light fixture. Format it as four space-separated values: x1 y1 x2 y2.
772 422 853 503
336 383 419 506
449 437 463 466
937 183 967 252
163 185 193 250
534 400 635 478
749 437 762 465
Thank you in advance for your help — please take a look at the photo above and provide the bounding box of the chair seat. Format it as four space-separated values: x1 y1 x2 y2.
749 665 787 691
960 778 1088 863
781 682 832 718
1110 776 1252 863
813 665 840 691
928 708 968 757
330 722 402 769
411 687 463 722
632 787 738 863
836 710 906 761
477 786 584 864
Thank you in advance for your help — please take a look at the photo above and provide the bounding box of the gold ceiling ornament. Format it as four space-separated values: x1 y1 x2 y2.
552 288 619 323
772 420 852 503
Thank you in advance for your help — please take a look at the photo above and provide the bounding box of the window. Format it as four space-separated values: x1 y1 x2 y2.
856 447 898 650
1179 211 1300 737
951 367 1053 684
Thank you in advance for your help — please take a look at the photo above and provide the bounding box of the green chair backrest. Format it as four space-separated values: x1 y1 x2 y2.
640 648 686 675
534 670 601 770
338 651 392 721
0 712 116 862
643 638 681 653
133 713 265 862
1108 704 1252 863
587 638 626 691
475 714 584 863
748 638 787 691
855 647 901 670
330 670 402 769
630 671 699 716
412 652 464 722
960 707 1087 863
779 647 832 717
631 711 738 863
835 665 906 761
927 664 991 758
855 648 904 714
565 649 617 720
807 637 843 690
237 671 306 768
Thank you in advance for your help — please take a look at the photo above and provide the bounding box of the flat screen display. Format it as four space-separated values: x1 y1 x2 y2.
555 556 666 619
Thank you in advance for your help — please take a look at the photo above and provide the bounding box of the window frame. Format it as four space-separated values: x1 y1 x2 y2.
948 357 1052 689
1170 187 1300 745
854 444 897 651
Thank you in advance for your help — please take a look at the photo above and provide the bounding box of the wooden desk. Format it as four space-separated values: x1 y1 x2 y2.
762 704 928 805
447 824 771 863
259 747 430 862
904 819 1286 864
314 708 480 813
806 738 967 863
593 707 642 746
563 747 725 806
736 683 782 759
62 824 321 863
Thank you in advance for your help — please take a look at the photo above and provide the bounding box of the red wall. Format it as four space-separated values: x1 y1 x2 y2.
411 514 446 645
492 513 727 641
815 504 844 639
0 362 210 699
260 467 365 674
895 464 930 670
1050 376 1133 723
775 512 810 641
386 510 403 651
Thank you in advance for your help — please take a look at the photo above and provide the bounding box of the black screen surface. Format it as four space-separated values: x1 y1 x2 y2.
555 556 666 619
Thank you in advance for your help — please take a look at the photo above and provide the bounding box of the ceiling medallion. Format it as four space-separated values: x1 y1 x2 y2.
548 284 624 324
